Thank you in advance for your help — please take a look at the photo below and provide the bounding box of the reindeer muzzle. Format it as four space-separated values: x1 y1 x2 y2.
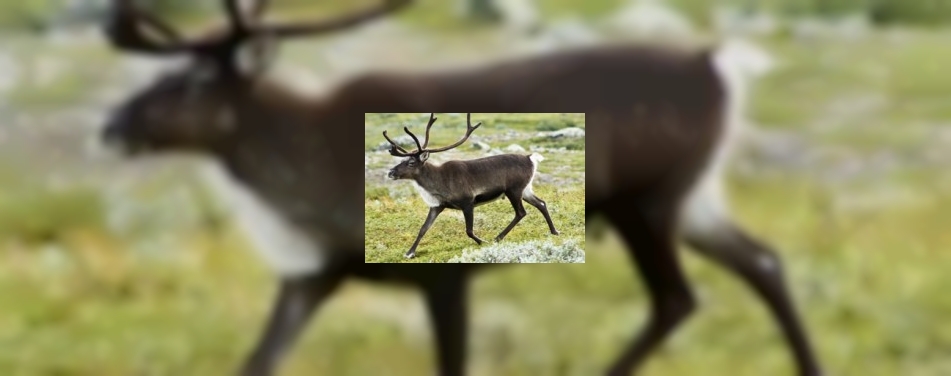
101 110 152 156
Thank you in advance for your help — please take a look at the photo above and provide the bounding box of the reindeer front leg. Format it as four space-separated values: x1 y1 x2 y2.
240 267 347 376
423 274 470 376
494 191 527 242
406 205 445 258
461 203 484 245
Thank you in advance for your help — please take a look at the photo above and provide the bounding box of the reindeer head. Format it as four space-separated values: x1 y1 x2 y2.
100 0 411 155
384 113 481 180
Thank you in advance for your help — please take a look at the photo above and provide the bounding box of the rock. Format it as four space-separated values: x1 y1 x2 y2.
0 50 18 97
455 0 541 34
713 6 781 37
604 0 694 38
33 57 67 87
496 0 541 34
505 144 526 153
539 127 585 139
526 17 601 53
792 13 871 41
472 141 491 150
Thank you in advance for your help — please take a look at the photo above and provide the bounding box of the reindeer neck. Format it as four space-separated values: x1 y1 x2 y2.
414 162 449 191
249 79 327 117
209 89 363 247
213 81 331 191
214 80 323 158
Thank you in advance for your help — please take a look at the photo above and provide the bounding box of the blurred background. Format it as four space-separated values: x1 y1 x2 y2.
1 0 951 375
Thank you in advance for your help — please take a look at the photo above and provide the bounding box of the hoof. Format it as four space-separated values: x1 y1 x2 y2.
404 251 416 259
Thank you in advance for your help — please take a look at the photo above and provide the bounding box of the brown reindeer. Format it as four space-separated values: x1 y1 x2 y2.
100 0 822 375
382 113 559 258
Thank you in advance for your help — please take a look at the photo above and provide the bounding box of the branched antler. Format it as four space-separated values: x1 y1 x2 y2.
421 113 437 148
382 113 482 157
104 0 412 60
424 113 481 153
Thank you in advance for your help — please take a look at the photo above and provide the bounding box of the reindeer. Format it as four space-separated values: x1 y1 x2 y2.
99 0 822 375
381 113 559 258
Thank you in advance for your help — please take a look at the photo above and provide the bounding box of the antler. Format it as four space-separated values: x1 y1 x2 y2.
421 113 438 148
104 0 412 57
256 0 412 39
424 113 481 153
103 0 187 54
382 113 481 157
382 125 426 157
382 113 434 157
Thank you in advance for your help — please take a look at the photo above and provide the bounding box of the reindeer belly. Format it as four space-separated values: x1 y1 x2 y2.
198 160 325 277
473 189 505 207
411 182 504 209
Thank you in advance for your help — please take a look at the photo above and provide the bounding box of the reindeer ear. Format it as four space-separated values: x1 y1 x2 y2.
418 151 430 163
235 34 279 78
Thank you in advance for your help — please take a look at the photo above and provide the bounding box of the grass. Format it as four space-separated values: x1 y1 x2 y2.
3 0 951 32
754 31 951 131
1 38 115 109
1 6 951 376
363 113 586 263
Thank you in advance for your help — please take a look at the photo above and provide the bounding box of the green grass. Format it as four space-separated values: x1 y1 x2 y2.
364 113 586 263
2 39 115 109
2 13 951 376
754 31 951 131
0 185 105 244
4 173 950 375
365 184 585 263
3 0 951 32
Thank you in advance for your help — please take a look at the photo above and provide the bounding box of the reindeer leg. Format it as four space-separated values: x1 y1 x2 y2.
239 268 347 376
461 203 483 245
494 191 526 242
604 197 696 376
423 274 470 376
406 205 446 259
679 171 823 375
523 193 559 235
683 222 822 376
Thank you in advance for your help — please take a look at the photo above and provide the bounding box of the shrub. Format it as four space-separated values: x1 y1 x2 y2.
447 238 585 263
0 185 105 244
364 186 390 201
671 0 951 26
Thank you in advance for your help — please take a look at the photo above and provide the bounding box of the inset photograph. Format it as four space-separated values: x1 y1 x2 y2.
364 113 585 263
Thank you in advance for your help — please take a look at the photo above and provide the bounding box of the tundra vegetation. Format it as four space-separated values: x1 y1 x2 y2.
0 0 950 375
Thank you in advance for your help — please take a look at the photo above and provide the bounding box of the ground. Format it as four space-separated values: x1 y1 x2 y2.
1 2 951 375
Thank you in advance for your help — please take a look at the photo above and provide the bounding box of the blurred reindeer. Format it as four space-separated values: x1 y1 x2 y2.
100 0 819 375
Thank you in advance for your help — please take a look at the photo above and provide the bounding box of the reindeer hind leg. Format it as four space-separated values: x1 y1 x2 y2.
523 191 558 235
681 177 822 375
494 191 527 242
